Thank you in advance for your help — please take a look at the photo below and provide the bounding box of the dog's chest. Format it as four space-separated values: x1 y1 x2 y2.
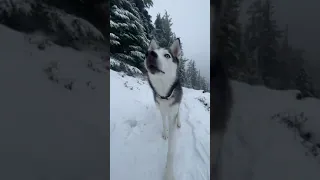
156 97 174 106
156 97 179 118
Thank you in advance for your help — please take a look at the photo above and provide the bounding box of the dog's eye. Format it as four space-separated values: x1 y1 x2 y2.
164 54 171 58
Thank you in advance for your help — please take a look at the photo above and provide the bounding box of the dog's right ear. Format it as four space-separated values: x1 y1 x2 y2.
169 38 182 58
148 39 159 51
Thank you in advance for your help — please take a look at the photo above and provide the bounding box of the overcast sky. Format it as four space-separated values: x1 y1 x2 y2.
148 0 210 80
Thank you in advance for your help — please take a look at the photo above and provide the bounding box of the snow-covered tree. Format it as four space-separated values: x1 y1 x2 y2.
153 13 166 47
178 57 188 86
186 60 197 89
295 68 314 95
132 0 154 40
200 76 209 92
184 59 208 90
244 0 283 87
110 0 150 70
259 0 283 81
161 11 174 46
0 0 104 47
217 0 242 68
152 11 175 48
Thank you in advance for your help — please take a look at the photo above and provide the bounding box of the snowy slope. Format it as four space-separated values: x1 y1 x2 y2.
221 81 320 180
110 71 210 180
0 24 108 179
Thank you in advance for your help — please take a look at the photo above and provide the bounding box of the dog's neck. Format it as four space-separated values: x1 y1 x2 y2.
148 73 177 99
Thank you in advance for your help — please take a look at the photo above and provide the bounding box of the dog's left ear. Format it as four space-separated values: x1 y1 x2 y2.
170 38 182 58
148 39 159 51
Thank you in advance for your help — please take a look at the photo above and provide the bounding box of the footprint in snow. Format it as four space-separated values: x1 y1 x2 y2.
126 119 138 128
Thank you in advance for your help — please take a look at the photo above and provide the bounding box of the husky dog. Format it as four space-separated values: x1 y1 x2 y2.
144 39 182 180
211 0 233 179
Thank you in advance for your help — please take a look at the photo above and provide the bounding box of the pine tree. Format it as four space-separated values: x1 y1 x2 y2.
161 11 174 47
153 13 167 47
152 11 175 48
217 0 242 72
244 0 262 74
132 0 154 40
260 0 283 81
245 0 265 78
178 57 188 86
276 24 294 89
245 0 282 87
295 68 314 95
196 70 201 90
186 60 197 89
110 0 150 70
199 76 208 92
277 24 308 90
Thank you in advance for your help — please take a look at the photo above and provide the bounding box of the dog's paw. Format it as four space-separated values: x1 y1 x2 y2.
164 169 175 180
177 121 181 128
162 130 168 140
164 175 175 180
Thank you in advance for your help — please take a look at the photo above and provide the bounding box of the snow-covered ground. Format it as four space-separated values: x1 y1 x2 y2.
221 81 320 180
0 24 108 179
110 70 210 180
109 66 320 180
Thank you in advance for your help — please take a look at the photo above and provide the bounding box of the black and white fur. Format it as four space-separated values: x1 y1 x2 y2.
144 39 183 180
211 0 234 179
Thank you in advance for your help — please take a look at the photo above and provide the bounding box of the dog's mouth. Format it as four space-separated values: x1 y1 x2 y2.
146 51 165 74
147 64 165 74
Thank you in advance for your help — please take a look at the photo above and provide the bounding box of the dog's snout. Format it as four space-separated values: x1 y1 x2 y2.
149 51 158 58
147 51 157 65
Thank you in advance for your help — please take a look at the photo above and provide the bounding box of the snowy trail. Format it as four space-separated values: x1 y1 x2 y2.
110 71 210 180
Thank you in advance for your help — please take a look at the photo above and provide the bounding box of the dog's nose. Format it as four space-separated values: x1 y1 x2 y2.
149 51 157 58
147 51 157 64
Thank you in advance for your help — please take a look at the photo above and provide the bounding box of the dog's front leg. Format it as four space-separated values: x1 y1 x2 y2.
164 107 178 180
159 106 169 140
176 107 181 128
211 131 225 180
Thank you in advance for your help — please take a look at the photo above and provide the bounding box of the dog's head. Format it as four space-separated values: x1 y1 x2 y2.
144 39 181 77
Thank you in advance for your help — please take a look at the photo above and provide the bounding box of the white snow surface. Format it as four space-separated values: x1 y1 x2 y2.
221 81 320 180
110 71 210 180
0 24 108 179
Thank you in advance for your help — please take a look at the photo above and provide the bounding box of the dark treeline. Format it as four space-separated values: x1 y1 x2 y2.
218 0 317 98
